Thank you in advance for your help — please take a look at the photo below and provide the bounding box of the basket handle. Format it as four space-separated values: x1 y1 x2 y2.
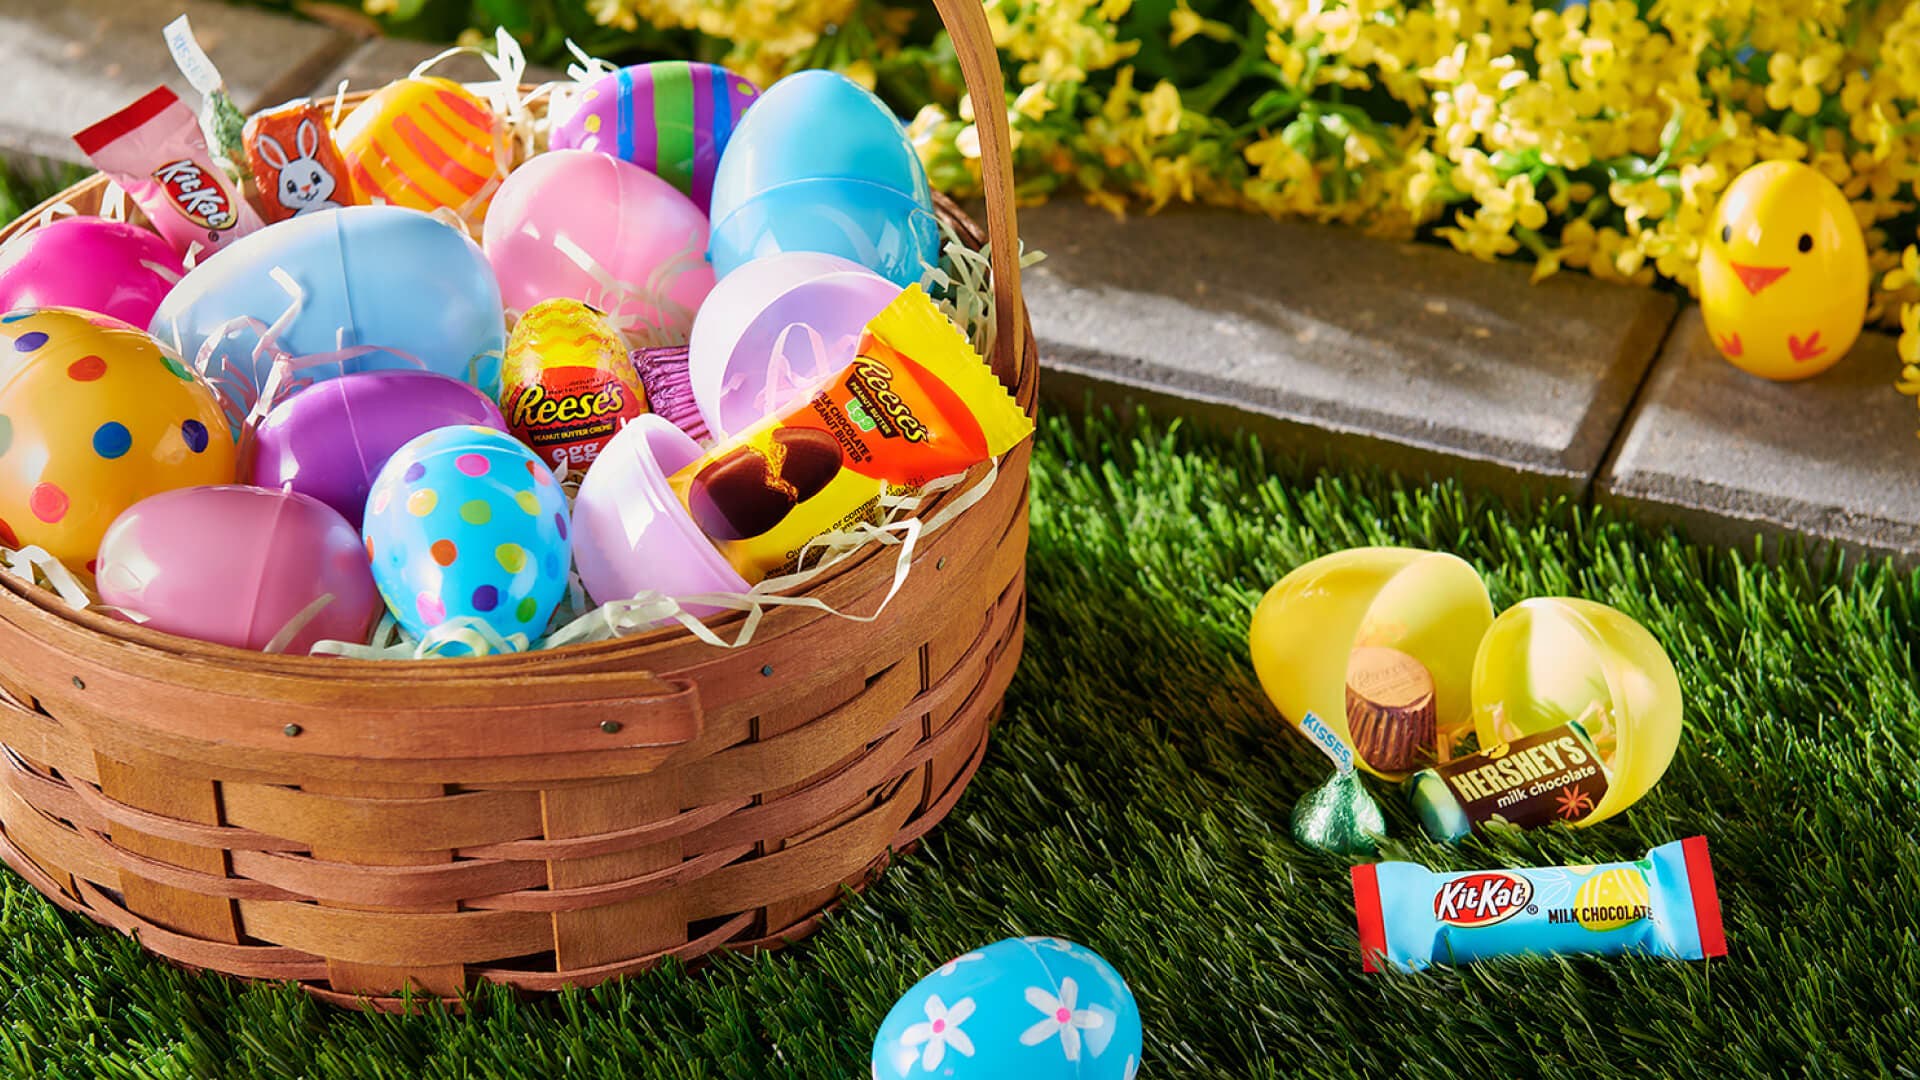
931 0 1025 391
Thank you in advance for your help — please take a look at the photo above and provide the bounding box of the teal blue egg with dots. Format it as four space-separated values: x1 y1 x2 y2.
362 425 571 654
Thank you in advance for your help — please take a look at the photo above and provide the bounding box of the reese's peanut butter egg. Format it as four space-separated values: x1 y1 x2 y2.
500 299 648 474
0 308 235 571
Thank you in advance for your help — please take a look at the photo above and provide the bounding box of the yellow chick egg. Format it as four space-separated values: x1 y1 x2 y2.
1699 160 1866 381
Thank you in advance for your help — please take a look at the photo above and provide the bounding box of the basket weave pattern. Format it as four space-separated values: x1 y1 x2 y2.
0 0 1033 1010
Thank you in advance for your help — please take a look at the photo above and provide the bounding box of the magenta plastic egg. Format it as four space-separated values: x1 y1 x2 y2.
248 369 508 529
549 61 760 213
481 150 714 348
96 485 380 653
0 217 184 328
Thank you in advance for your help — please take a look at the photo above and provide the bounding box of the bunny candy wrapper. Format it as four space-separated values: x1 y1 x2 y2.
244 101 358 223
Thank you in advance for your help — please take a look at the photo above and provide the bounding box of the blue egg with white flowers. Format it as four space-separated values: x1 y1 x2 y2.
871 937 1142 1079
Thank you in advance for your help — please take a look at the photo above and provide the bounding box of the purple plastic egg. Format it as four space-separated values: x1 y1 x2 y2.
0 217 184 328
96 485 380 653
550 61 759 212
248 369 508 528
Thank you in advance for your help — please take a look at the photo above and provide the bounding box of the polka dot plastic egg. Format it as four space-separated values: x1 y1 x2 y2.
336 77 507 222
872 938 1143 1080
0 308 235 571
363 425 571 654
549 61 759 213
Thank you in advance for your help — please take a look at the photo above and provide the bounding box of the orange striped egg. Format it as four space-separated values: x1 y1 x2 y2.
336 78 507 221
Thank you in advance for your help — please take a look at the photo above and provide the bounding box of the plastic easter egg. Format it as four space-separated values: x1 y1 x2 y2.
483 150 715 349
0 217 184 328
572 414 749 614
1470 597 1683 826
872 938 1143 1080
151 205 507 409
96 485 379 652
363 425 571 653
1700 160 1867 381
335 77 507 221
249 369 508 528
1249 547 1494 780
550 62 759 212
687 253 900 439
707 71 940 286
0 308 234 571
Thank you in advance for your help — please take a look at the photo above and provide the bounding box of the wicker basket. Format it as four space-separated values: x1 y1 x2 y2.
0 0 1033 1011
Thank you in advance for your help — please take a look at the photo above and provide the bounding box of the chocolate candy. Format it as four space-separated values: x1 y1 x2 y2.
1407 720 1610 841
1346 646 1437 773
776 427 841 500
1352 837 1727 972
688 428 845 541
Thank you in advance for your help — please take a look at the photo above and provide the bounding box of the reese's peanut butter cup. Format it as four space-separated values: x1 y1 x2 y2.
501 299 649 472
1346 646 1437 773
666 286 1032 583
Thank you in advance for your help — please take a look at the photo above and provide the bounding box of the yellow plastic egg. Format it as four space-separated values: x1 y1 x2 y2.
1699 160 1867 381
0 308 236 571
336 77 508 222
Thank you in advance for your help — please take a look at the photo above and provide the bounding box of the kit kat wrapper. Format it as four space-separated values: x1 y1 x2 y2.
74 86 261 260
1352 836 1726 972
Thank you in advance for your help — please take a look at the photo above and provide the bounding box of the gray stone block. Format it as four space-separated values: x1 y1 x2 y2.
311 36 566 99
1599 307 1920 565
0 0 354 165
1018 202 1679 497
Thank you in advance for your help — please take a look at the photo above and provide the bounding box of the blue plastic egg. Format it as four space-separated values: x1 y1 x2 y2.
871 938 1143 1079
361 425 571 654
707 71 939 287
150 205 507 417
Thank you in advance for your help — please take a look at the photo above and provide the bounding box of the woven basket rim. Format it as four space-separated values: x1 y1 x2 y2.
0 87 1037 674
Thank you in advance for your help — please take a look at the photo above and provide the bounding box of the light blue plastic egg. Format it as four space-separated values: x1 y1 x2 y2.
149 205 507 415
871 938 1143 1080
707 71 939 287
361 425 571 655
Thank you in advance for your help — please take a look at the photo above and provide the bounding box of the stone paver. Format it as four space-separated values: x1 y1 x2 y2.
0 0 354 165
1019 202 1679 497
1600 308 1920 564
309 35 565 99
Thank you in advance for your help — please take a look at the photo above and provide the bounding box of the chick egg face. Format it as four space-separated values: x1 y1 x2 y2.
1699 160 1866 381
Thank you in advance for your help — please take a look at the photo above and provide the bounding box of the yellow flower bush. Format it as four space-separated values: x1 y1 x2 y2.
364 0 1920 426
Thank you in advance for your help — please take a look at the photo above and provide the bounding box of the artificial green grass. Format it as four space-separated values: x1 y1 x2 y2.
3 409 1918 1078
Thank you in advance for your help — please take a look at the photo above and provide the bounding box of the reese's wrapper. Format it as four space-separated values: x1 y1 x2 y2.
243 99 357 223
502 299 649 473
666 286 1032 583
1406 720 1611 841
73 86 262 260
1352 837 1727 972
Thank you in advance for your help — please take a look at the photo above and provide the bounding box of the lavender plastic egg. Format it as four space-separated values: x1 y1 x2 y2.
0 217 184 328
96 485 380 653
248 369 508 528
550 61 759 213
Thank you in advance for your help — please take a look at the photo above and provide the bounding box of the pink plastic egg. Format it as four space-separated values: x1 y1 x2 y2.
482 149 714 348
96 485 380 653
0 217 184 328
